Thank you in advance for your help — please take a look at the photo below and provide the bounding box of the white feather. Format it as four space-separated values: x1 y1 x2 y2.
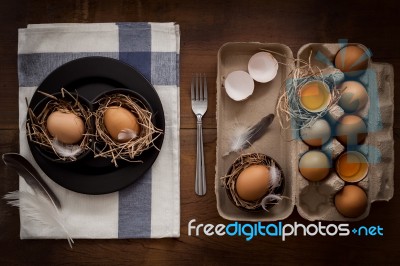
269 163 282 191
260 194 283 211
227 125 248 155
117 128 138 142
4 191 73 247
52 139 82 159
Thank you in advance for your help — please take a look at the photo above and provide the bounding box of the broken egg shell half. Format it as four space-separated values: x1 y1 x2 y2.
299 80 331 113
248 52 279 83
224 70 255 101
336 151 369 183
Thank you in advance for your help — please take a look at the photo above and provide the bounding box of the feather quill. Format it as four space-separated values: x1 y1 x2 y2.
2 153 73 247
4 191 73 247
2 153 61 209
224 114 275 156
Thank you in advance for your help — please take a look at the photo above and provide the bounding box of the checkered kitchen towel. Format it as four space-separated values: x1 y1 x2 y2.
17 23 180 239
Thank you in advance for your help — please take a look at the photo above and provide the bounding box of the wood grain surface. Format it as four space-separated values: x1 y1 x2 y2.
1 0 399 265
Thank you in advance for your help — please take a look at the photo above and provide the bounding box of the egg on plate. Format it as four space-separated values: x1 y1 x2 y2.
103 106 141 143
47 110 85 145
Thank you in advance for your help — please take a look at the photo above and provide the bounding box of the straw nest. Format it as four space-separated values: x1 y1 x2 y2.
26 89 92 161
259 49 345 131
221 153 284 211
94 93 163 167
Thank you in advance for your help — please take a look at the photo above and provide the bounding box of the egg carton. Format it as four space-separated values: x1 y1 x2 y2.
215 42 394 222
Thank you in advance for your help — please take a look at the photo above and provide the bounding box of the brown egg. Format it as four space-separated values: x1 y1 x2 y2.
47 110 85 145
334 45 369 74
236 165 270 201
104 106 141 143
300 119 331 147
335 185 368 218
336 115 367 146
298 151 331 182
338 81 369 113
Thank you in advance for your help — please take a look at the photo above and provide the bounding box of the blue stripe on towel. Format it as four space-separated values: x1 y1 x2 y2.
116 23 151 52
151 52 178 86
119 52 152 82
18 52 119 87
118 170 152 238
117 23 153 238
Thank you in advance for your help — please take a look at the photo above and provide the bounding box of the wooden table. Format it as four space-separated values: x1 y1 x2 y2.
1 0 399 265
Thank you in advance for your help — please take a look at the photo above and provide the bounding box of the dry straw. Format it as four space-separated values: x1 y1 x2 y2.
94 93 163 167
26 88 92 161
260 49 344 131
221 153 283 211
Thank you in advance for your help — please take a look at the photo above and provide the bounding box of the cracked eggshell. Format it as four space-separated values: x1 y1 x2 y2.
224 70 255 101
248 52 278 83
336 151 369 183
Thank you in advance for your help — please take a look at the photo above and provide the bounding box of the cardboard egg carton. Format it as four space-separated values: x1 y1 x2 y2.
215 42 394 222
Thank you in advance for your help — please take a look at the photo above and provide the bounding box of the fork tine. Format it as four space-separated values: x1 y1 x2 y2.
199 73 203 100
196 73 199 100
203 74 207 101
191 75 195 100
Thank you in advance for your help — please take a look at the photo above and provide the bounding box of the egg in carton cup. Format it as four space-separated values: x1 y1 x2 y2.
26 88 93 162
93 90 163 167
221 153 285 212
293 43 394 221
215 42 394 222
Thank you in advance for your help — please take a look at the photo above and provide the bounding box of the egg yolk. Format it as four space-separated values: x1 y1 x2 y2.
300 82 329 111
336 152 368 182
337 153 361 177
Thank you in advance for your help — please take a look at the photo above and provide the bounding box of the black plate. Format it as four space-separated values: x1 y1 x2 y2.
28 56 165 195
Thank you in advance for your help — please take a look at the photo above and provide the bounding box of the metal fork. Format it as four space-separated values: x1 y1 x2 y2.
191 73 208 196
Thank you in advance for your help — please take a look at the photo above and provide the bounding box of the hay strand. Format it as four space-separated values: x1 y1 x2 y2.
26 88 92 161
93 93 163 167
221 153 283 211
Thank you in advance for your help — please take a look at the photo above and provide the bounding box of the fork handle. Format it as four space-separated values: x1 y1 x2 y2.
195 114 206 196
